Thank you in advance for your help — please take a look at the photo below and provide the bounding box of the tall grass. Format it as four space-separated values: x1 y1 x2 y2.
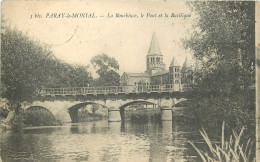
189 121 255 162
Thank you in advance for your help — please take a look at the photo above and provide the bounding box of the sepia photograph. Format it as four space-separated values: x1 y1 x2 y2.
0 1 258 161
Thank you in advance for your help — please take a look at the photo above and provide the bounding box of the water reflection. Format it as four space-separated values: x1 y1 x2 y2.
108 122 121 133
0 115 200 161
161 120 172 134
0 131 56 161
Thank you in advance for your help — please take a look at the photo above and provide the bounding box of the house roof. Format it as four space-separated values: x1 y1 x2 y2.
148 32 162 56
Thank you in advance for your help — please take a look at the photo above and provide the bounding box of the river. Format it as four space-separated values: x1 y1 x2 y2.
0 110 216 162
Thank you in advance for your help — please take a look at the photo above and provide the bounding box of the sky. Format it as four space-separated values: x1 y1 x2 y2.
2 1 195 75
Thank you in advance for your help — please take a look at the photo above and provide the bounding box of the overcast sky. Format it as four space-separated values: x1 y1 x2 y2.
2 1 196 74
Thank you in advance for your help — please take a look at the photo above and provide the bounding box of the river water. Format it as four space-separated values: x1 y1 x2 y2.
0 110 211 162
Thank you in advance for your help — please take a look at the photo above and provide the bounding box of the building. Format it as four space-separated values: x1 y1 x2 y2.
121 32 193 90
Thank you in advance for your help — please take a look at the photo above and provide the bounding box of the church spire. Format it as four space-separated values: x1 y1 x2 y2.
182 57 188 68
170 56 181 67
170 57 175 67
148 32 161 55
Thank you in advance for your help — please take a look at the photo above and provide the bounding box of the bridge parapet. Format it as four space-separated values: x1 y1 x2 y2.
40 84 192 96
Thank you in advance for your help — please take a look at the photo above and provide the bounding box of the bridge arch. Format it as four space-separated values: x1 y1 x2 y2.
68 102 107 112
117 100 158 122
68 102 107 123
119 100 157 110
24 106 57 126
26 106 55 115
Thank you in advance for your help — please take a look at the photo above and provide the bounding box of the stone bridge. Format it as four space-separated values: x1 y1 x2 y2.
22 84 190 122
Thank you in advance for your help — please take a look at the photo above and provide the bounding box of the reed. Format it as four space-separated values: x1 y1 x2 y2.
189 121 255 162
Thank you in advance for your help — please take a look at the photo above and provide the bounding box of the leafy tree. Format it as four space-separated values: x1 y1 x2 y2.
47 62 92 88
183 2 255 130
91 54 120 86
1 28 54 105
1 27 93 105
184 1 255 90
1 26 93 129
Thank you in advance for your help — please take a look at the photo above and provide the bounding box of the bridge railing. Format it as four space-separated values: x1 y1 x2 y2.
41 84 192 96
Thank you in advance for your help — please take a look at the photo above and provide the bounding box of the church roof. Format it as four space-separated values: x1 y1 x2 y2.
170 57 181 67
148 32 161 55
151 70 169 77
125 72 151 77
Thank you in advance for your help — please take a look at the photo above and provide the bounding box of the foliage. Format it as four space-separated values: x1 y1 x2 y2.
1 26 92 129
183 1 255 132
9 113 24 131
189 90 255 130
1 28 53 103
189 121 255 162
91 54 120 86
0 107 9 118
1 27 93 105
91 104 99 113
184 1 255 90
46 62 93 88
184 1 254 65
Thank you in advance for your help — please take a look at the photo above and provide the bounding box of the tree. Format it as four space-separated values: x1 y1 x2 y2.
1 28 54 105
1 27 57 130
46 62 93 88
183 1 255 90
91 54 120 86
183 2 255 130
1 26 93 130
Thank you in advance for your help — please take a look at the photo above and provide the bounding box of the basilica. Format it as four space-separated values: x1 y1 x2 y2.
121 33 193 90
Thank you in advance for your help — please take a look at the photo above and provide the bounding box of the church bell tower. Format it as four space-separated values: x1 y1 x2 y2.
146 32 165 75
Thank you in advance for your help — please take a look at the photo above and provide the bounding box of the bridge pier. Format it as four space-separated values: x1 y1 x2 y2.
108 108 121 122
68 109 79 123
160 107 172 121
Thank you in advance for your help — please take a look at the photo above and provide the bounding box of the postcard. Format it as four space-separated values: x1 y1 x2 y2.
0 1 259 161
